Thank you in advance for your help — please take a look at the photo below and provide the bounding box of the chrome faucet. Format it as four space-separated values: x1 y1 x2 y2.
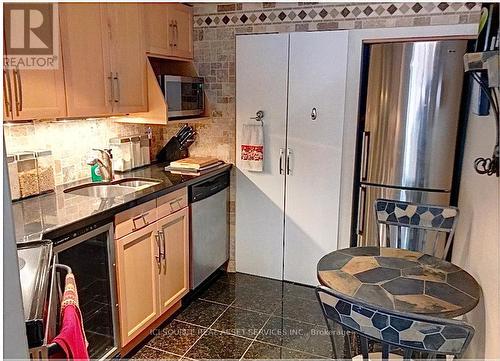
87 148 113 181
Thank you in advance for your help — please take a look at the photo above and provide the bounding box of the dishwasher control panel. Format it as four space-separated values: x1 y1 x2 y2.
190 171 230 203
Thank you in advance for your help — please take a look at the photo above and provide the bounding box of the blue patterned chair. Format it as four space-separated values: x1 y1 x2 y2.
316 285 474 360
373 199 459 259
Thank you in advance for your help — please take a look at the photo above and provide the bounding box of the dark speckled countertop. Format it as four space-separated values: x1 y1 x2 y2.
12 162 232 243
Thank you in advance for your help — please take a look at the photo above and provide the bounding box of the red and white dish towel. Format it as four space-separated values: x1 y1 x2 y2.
51 273 89 361
240 123 264 172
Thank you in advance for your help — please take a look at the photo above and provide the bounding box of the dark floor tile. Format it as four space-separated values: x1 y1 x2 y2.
131 346 181 360
184 330 252 360
243 341 325 359
211 306 270 338
147 320 206 355
257 317 333 358
198 279 237 305
273 295 326 325
233 286 283 314
233 273 284 293
283 282 317 301
175 300 227 327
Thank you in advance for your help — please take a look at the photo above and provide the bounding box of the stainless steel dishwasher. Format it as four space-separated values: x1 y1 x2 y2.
189 171 230 289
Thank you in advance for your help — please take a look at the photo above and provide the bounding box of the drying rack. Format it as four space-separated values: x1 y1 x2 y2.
28 263 72 360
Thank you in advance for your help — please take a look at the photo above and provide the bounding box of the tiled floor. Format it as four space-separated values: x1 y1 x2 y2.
131 272 333 360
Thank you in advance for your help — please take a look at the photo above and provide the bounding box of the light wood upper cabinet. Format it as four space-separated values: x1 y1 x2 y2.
167 4 193 60
158 207 190 313
115 222 159 347
59 3 112 117
103 3 148 113
143 3 193 60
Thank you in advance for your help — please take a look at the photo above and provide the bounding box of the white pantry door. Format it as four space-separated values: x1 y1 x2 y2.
235 34 289 280
284 31 349 285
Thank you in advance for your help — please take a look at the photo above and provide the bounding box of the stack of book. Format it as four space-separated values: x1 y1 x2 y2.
165 157 223 175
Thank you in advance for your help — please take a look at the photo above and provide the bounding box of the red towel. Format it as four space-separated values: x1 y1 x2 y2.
51 274 89 360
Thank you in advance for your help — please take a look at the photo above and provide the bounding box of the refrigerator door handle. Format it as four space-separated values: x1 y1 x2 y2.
357 186 367 235
360 131 370 181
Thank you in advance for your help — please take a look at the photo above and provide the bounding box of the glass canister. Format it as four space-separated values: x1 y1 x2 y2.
34 149 55 193
7 154 21 200
109 137 132 172
16 151 40 198
130 135 142 168
140 135 150 166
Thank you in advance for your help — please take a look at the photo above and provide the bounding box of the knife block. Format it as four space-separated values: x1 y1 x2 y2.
157 137 189 163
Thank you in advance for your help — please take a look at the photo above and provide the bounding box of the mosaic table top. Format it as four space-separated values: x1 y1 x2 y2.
317 247 480 318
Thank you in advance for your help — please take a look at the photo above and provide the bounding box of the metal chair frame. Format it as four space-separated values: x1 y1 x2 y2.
316 285 474 361
373 198 459 259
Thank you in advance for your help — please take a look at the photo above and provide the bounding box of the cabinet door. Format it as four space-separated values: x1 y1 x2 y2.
167 4 193 60
235 34 289 280
12 66 66 120
143 4 171 56
105 3 148 114
60 3 112 117
284 31 349 286
157 207 189 313
115 222 160 346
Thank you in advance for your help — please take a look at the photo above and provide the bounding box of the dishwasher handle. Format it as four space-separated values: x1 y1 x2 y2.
190 171 230 203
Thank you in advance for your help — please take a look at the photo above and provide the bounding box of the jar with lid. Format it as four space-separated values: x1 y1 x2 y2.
34 149 55 193
109 137 132 172
16 151 39 198
7 154 21 200
140 135 150 167
130 135 142 168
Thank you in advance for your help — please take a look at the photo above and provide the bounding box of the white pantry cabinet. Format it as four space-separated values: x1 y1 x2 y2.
235 31 349 286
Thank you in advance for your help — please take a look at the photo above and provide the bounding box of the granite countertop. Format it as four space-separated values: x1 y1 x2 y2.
12 162 232 243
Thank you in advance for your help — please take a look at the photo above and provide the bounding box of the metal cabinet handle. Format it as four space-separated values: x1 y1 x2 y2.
107 72 114 103
131 212 149 231
357 187 366 236
360 131 370 181
12 68 20 116
3 70 13 117
154 231 161 265
173 21 178 48
169 21 174 47
286 148 292 175
160 230 166 261
279 148 284 175
113 72 120 103
311 107 317 120
15 68 22 112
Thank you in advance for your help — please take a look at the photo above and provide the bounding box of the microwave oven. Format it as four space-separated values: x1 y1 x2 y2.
159 75 204 118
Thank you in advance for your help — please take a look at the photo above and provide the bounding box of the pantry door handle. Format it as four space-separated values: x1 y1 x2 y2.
3 70 13 117
107 72 114 103
279 148 284 175
286 148 292 175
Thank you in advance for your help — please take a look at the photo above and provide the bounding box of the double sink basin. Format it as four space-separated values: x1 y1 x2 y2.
64 178 162 198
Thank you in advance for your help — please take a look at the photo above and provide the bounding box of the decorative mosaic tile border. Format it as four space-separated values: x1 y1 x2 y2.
194 2 481 28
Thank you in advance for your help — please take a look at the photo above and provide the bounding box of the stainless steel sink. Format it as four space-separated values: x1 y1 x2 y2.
64 177 161 198
65 184 136 198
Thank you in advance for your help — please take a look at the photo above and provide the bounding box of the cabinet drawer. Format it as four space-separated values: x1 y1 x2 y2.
115 199 157 239
157 188 188 219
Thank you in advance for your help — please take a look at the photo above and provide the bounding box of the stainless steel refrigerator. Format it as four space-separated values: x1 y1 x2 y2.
355 40 467 254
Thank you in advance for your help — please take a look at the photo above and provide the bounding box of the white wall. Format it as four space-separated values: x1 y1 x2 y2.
452 110 500 359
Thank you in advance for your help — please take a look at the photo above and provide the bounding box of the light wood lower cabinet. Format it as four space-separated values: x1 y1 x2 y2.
158 207 189 313
115 198 189 348
115 222 159 346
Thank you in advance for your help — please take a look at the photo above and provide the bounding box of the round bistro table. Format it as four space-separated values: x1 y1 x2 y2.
317 247 480 318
